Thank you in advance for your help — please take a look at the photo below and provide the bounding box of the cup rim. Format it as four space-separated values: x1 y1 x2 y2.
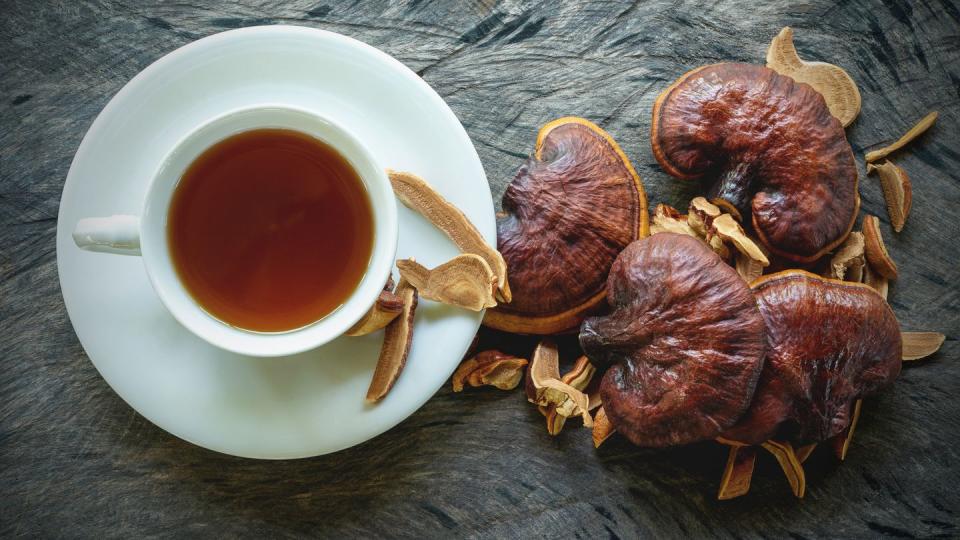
139 104 398 357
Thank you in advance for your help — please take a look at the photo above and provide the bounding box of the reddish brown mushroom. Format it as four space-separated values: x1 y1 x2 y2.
651 63 859 263
721 270 902 445
484 117 648 335
579 233 766 447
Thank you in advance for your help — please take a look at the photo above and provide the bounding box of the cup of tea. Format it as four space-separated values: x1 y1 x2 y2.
72 105 398 357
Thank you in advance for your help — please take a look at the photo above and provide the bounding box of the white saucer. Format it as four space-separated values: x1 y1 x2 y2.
56 26 495 459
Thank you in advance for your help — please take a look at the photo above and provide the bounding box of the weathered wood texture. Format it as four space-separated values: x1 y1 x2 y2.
2 1 959 537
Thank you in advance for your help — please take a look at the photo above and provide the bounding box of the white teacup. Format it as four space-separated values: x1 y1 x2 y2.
73 105 398 357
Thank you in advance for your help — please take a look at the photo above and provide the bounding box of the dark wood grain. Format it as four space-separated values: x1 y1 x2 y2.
2 1 958 537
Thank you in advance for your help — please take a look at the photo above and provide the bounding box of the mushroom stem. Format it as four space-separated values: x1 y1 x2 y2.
708 164 754 219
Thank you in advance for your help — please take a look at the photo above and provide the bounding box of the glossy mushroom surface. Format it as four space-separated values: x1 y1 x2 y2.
579 233 766 447
485 117 648 335
651 63 859 263
721 271 902 445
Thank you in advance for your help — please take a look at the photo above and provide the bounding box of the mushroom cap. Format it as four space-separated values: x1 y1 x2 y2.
484 117 648 335
579 233 766 447
721 270 902 445
651 63 859 263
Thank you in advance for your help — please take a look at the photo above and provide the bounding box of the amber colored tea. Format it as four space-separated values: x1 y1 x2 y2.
167 128 374 332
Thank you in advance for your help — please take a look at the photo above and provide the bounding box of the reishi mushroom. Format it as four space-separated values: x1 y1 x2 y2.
651 63 859 263
579 233 767 447
721 271 902 444
483 117 648 335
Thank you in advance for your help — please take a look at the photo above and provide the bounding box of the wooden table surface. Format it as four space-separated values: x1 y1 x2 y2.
2 1 958 537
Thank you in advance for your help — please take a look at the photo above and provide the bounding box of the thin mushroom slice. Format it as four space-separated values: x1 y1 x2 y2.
580 234 766 447
865 111 938 163
592 406 616 448
452 350 528 392
901 332 946 361
830 399 863 461
766 27 861 127
366 279 418 403
868 161 912 232
651 204 699 238
524 340 592 427
345 278 404 336
862 215 898 280
761 440 806 498
397 254 497 311
540 356 596 435
388 170 510 302
717 444 757 500
825 231 865 281
711 214 769 266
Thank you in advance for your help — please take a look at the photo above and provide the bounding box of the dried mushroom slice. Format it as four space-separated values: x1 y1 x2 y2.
650 204 698 238
717 444 758 500
862 215 898 279
721 271 902 445
711 214 769 266
761 440 806 498
592 406 616 448
579 234 766 447
397 254 497 311
366 279 418 403
868 161 912 232
524 340 593 427
539 356 596 435
826 231 865 281
766 27 861 127
901 332 945 361
346 278 404 336
485 117 648 335
651 63 859 263
865 111 938 163
388 170 510 302
452 350 528 392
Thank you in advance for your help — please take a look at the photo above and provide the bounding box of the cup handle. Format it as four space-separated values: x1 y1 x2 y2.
73 215 142 256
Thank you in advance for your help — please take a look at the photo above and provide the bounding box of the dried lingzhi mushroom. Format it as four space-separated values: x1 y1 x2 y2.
579 234 766 447
721 271 902 445
651 63 859 262
485 117 648 335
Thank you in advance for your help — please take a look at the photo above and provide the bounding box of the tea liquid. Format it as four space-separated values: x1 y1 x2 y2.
167 128 374 332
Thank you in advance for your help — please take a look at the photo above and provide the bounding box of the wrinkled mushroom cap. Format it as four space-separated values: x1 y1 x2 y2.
721 270 902 445
651 63 859 263
579 233 766 447
485 117 648 335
